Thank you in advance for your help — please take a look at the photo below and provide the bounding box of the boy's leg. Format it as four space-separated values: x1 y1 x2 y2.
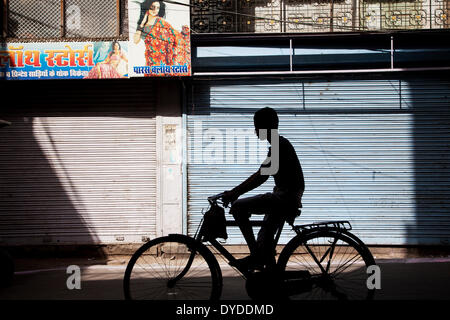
230 193 282 259
229 196 260 256
256 213 284 266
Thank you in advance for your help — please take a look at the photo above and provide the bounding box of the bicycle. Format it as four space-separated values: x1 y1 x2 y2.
123 192 377 300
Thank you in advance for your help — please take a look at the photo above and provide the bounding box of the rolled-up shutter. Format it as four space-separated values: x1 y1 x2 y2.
0 79 157 245
186 78 450 245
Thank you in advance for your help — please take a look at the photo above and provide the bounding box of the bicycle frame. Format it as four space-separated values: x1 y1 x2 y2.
194 205 286 278
124 193 375 300
193 194 368 287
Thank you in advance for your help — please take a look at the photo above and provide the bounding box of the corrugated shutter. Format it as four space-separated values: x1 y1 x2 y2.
186 78 450 246
0 79 157 245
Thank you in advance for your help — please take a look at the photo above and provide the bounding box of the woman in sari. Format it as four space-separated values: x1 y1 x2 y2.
85 41 128 79
133 0 190 76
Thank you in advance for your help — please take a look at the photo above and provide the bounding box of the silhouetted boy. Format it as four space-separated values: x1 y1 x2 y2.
222 107 305 271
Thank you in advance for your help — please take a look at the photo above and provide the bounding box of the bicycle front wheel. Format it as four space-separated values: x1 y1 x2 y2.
124 234 222 300
277 229 376 300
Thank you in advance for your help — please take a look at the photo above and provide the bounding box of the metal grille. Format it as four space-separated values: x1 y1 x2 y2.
382 0 430 29
65 0 118 38
238 0 256 32
190 0 450 33
8 0 61 38
191 0 236 33
1 1 5 37
253 0 282 33
332 0 355 31
362 0 450 30
285 0 334 33
6 0 127 40
190 0 283 33
120 0 128 36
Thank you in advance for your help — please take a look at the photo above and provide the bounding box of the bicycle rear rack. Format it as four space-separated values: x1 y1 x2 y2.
293 220 352 234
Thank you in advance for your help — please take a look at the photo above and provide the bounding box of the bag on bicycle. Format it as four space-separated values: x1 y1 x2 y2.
200 203 228 241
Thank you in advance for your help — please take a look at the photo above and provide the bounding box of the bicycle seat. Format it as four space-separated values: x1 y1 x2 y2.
285 208 301 226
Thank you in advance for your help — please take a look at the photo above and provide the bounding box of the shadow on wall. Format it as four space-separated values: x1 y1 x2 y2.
409 78 450 248
0 78 158 254
186 77 450 250
0 81 97 248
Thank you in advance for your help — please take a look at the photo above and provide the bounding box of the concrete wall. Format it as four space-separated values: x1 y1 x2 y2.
156 80 183 237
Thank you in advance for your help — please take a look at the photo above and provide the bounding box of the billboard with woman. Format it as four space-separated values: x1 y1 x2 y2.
84 41 128 79
0 41 128 80
129 0 191 77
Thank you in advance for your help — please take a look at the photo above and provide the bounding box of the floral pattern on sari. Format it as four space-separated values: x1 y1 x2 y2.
142 17 190 76
84 53 126 79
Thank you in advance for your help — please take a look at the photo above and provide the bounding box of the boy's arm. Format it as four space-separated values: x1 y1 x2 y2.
223 170 269 203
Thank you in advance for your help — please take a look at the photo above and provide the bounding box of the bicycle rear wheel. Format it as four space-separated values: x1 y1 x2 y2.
277 229 376 300
124 234 222 300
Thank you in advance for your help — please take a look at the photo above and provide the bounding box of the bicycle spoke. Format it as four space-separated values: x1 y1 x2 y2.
280 231 374 300
325 237 338 273
125 237 219 300
304 243 327 274
134 262 167 284
331 253 363 277
288 251 318 274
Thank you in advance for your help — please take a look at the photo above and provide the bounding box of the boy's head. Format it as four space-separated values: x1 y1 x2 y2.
254 107 278 129
254 107 278 139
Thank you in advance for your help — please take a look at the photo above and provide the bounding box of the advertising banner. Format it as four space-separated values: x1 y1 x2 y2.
0 41 129 80
128 0 191 77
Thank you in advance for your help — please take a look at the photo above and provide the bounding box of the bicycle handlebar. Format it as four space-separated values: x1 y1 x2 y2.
208 192 225 203
207 192 231 208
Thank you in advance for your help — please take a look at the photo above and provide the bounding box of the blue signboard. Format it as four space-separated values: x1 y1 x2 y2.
0 41 128 80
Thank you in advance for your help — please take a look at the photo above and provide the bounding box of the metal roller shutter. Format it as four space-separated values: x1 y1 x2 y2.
186 78 450 246
0 79 157 245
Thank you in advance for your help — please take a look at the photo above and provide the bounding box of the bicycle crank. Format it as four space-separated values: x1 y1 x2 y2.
245 270 286 300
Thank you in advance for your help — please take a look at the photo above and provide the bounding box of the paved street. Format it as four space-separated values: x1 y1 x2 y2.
0 257 449 300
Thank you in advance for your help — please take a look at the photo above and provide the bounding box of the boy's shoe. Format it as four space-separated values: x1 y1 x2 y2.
230 255 265 272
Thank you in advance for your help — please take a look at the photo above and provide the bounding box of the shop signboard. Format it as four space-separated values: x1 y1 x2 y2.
0 41 129 80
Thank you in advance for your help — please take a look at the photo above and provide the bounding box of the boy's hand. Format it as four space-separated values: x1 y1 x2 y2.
222 190 238 206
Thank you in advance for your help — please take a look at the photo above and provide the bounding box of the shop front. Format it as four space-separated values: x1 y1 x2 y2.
0 78 159 245
185 31 450 246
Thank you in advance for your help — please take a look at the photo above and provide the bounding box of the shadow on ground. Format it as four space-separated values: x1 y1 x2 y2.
0 260 449 300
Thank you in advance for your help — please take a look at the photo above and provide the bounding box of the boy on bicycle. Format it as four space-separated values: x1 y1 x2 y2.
222 107 305 271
